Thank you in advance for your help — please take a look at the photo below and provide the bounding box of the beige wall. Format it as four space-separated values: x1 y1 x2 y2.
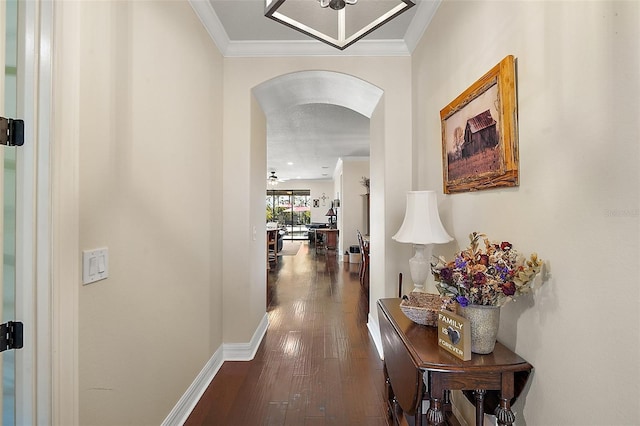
57 1 224 424
338 158 370 253
413 0 639 423
223 56 414 340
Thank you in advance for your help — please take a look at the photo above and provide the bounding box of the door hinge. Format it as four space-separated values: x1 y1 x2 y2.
0 321 24 352
0 117 25 147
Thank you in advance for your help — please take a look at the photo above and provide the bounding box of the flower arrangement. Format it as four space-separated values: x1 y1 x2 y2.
431 232 543 307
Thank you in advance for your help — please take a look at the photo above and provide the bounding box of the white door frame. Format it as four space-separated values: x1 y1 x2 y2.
15 0 54 424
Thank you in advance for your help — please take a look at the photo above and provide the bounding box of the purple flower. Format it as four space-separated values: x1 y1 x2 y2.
496 265 509 281
454 256 467 269
456 296 469 307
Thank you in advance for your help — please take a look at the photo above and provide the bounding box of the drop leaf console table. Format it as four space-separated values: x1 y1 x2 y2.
377 298 532 426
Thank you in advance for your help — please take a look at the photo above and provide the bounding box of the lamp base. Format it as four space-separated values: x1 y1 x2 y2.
408 244 431 293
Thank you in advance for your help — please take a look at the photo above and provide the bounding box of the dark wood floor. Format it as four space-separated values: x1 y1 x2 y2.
185 242 388 425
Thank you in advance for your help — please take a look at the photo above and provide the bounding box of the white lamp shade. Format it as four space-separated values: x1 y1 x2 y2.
392 191 453 244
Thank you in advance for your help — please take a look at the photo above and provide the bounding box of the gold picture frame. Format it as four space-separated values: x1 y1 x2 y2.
440 55 519 194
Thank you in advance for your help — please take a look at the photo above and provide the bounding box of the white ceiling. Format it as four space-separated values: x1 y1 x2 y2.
267 104 370 181
192 0 441 181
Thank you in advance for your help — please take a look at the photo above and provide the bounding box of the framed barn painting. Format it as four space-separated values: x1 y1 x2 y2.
440 55 519 194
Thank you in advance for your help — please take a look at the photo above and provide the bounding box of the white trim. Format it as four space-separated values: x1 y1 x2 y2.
15 0 54 423
367 312 384 359
224 39 411 57
161 313 269 425
453 403 470 426
161 347 225 426
223 313 269 361
404 0 442 53
51 1 81 424
36 0 54 423
188 0 229 53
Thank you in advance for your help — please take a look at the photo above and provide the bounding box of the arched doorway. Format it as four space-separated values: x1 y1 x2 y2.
253 70 384 118
253 70 382 254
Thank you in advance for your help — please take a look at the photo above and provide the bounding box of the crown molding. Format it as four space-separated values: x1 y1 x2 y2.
224 39 411 57
189 0 439 58
404 0 442 53
189 0 229 53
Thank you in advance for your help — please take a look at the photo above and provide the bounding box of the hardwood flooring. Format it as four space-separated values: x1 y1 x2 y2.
185 242 388 425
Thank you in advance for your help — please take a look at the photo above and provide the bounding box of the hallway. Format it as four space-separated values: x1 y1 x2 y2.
185 242 387 425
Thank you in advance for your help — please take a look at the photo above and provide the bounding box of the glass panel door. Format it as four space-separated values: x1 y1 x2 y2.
1 0 19 424
266 189 310 241
289 193 310 240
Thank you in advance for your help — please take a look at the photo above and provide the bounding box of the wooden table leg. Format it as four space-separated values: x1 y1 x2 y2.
474 389 486 426
495 398 516 426
426 376 445 426
495 372 516 426
415 396 423 426
426 398 444 426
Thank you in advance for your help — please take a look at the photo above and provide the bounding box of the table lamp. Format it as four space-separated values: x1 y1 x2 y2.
392 191 453 293
325 203 337 228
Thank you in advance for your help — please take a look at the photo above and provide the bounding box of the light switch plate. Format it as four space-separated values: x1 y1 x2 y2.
82 247 109 285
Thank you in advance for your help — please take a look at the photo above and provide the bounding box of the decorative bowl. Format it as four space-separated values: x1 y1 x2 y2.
400 292 457 327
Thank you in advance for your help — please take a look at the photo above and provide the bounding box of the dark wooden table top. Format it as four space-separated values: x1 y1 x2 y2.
378 298 533 424
378 298 531 373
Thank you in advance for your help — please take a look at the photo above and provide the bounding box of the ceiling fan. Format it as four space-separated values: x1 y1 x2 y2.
268 171 286 186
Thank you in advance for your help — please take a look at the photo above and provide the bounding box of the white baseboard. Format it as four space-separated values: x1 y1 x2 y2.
223 313 269 361
367 312 384 359
161 313 269 425
161 347 224 426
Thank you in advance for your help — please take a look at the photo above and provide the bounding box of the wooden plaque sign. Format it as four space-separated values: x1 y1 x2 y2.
437 310 471 361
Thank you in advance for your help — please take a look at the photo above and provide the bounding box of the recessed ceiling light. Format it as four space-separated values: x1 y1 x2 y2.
287 162 294 165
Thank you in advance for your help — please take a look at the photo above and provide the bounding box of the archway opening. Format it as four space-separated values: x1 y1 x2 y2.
253 70 383 259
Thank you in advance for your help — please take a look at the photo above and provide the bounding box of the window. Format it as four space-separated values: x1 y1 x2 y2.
266 190 311 240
